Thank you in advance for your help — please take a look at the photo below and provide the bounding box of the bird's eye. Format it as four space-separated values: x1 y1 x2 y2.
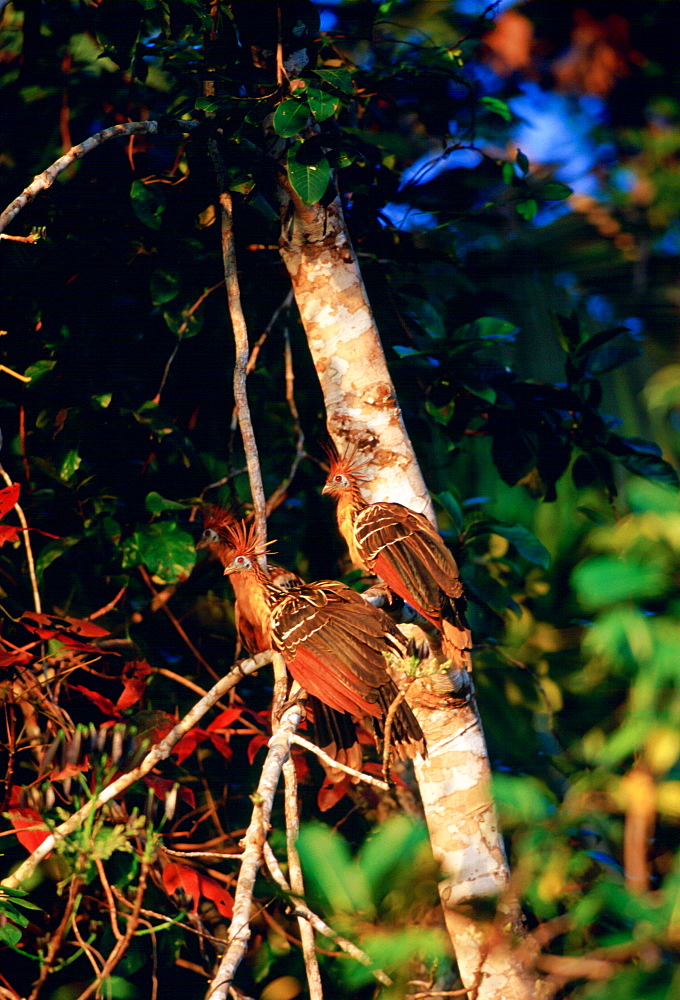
334 474 344 483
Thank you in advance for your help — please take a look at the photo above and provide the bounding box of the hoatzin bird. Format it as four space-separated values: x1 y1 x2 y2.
220 519 425 762
197 506 369 772
322 445 473 672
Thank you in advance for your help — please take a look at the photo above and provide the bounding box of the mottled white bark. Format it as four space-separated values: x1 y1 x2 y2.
280 194 546 999
279 194 434 519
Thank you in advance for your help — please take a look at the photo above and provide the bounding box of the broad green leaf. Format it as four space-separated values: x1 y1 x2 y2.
485 523 550 569
358 816 428 896
0 923 22 946
312 67 353 94
492 774 556 826
341 926 448 989
399 294 445 339
36 537 80 582
59 449 82 481
272 98 310 137
481 96 512 121
24 359 56 383
150 269 182 305
626 479 680 515
541 181 572 201
91 393 112 409
307 86 340 121
286 141 331 205
130 180 167 230
516 198 538 220
435 491 465 534
145 491 185 514
121 522 196 584
297 823 372 915
453 316 519 343
134 400 174 437
573 555 668 610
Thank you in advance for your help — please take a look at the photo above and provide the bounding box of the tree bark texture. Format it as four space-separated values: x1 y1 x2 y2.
279 193 546 1000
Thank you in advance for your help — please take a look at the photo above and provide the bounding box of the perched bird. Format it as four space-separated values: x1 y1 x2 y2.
197 506 364 772
322 444 472 672
221 519 425 761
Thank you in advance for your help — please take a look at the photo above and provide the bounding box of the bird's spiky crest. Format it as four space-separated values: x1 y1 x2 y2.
323 439 369 485
223 518 275 562
201 503 240 532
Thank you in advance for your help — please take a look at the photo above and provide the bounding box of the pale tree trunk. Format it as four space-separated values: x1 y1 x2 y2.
279 192 547 1000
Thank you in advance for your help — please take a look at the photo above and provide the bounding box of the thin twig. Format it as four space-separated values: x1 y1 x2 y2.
208 138 267 560
73 860 150 1000
245 289 294 376
26 877 81 1000
1 652 273 890
291 734 389 790
283 753 323 998
94 856 123 941
262 842 393 988
0 463 40 613
154 280 224 404
265 327 307 516
138 565 220 680
205 701 303 1000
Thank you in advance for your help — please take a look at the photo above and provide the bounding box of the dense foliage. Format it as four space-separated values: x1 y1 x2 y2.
1 2 680 998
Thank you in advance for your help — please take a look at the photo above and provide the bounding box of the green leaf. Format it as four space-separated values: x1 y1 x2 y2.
130 180 167 230
150 269 182 306
145 491 185 514
454 316 519 343
485 523 550 569
272 98 310 137
573 555 668 610
307 86 340 121
121 521 196 584
541 181 572 201
91 393 112 409
194 96 220 113
312 67 353 94
0 922 22 946
434 491 465 534
35 536 80 583
516 198 538 220
515 149 530 175
425 398 454 426
399 294 445 339
286 141 331 205
59 449 82 481
358 816 427 897
24 359 56 383
297 823 373 915
492 774 556 826
481 96 512 122
134 400 174 437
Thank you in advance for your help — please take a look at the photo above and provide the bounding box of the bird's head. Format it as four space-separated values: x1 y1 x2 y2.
321 441 367 497
196 505 237 551
222 520 273 576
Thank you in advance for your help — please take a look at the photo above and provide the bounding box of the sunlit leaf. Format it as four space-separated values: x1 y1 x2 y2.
121 521 196 584
286 141 331 205
273 98 310 137
130 179 167 230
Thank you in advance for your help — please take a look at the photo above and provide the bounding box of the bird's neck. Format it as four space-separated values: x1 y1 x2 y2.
335 487 368 568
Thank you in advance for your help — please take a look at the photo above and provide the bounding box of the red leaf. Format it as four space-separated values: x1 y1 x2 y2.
247 732 269 764
206 707 243 732
317 774 351 812
0 482 20 519
207 732 232 762
8 790 51 854
198 874 233 918
69 684 121 717
172 728 210 764
117 676 146 711
20 612 109 638
0 649 33 666
142 774 196 810
0 524 20 546
162 862 201 912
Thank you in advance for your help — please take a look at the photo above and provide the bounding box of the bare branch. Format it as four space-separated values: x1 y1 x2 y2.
205 700 303 1000
291 734 389 790
0 122 179 234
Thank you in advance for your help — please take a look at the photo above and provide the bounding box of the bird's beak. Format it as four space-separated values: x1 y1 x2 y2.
321 482 332 495
223 565 236 576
